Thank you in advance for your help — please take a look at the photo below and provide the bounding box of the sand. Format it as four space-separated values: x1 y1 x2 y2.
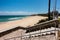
0 16 47 33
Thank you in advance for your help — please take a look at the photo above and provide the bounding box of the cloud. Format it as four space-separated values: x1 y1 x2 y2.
0 11 38 15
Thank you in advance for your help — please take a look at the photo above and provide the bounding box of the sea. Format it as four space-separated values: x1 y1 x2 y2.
0 15 28 22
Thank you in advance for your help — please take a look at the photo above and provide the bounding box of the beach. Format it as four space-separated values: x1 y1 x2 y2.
0 16 47 33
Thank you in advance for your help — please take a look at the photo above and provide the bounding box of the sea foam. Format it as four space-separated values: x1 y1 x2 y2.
8 17 24 20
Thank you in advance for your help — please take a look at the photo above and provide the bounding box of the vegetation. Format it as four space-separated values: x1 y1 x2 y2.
58 18 60 23
37 16 53 24
31 11 59 17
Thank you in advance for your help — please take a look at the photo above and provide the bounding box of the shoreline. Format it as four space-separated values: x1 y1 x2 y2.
0 16 47 32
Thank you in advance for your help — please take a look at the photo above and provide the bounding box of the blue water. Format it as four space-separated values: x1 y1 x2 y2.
0 15 28 22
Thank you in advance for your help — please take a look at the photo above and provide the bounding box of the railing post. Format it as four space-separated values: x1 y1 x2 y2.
55 20 58 40
55 31 58 40
39 25 41 40
21 31 22 40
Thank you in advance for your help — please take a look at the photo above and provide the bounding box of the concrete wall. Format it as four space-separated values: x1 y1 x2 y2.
0 29 26 40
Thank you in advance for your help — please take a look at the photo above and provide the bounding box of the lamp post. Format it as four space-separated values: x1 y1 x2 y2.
48 0 51 20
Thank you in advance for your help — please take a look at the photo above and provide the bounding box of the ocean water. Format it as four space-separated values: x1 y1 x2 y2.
0 15 28 22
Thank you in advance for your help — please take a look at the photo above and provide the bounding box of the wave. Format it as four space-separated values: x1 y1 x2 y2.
0 16 27 22
8 17 24 20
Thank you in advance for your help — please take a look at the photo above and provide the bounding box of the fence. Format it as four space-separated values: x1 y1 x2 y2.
5 28 59 40
4 19 59 40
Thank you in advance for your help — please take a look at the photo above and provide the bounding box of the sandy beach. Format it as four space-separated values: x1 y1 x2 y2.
0 16 47 33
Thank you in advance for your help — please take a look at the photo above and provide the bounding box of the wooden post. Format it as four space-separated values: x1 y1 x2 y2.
55 31 58 40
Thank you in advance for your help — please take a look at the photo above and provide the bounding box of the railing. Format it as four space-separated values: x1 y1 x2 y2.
4 28 59 40
4 19 59 40
26 19 59 33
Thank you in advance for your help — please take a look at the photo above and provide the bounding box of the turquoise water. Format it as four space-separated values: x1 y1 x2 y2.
0 15 28 22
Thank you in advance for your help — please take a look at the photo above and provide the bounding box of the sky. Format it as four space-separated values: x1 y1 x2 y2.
0 0 60 15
